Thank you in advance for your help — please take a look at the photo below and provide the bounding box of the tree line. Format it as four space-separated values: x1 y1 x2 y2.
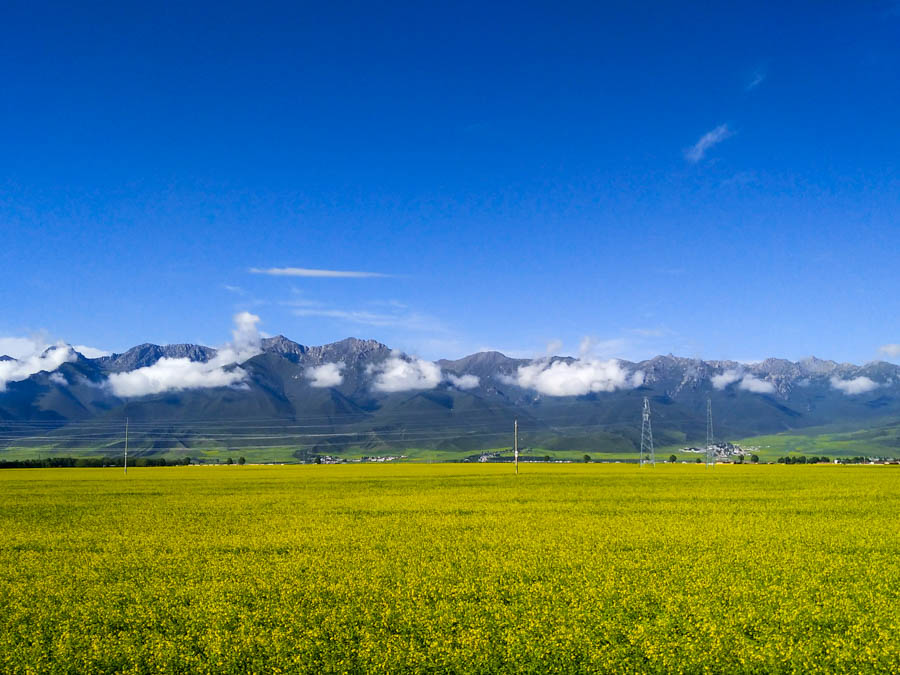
0 456 191 469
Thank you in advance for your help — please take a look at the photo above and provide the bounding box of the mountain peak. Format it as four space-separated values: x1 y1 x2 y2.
261 335 307 357
97 343 217 372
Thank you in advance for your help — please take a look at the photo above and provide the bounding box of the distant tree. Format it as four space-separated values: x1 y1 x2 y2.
583 454 591 463
183 457 192 466
735 455 744 464
668 454 677 463
544 455 551 462
750 454 759 464
695 457 702 463
227 457 234 465
238 456 246 465
315 456 322 464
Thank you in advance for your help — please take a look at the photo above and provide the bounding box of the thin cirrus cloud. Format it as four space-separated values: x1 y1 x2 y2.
250 267 390 278
746 71 766 91
292 307 443 333
685 124 734 163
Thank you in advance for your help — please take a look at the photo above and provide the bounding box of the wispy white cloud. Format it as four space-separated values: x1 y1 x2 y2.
746 71 766 91
685 124 734 163
106 312 262 398
545 339 563 356
879 344 900 359
0 339 76 391
830 376 879 395
0 336 47 360
250 267 389 278
73 345 111 359
306 362 344 388
292 307 442 332
507 358 644 396
577 336 629 359
630 327 667 338
49 372 67 385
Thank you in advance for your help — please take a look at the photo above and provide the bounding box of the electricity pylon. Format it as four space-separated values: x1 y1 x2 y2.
640 397 655 467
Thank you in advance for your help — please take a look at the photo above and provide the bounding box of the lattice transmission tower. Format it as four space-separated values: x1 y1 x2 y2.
706 398 715 468
640 397 655 467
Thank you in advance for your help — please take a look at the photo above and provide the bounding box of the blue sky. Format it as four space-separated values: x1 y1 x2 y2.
1 1 899 363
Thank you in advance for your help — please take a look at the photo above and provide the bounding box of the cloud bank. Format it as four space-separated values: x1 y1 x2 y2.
106 312 262 398
830 376 879 395
306 362 344 388
0 340 76 391
685 124 734 163
508 358 644 396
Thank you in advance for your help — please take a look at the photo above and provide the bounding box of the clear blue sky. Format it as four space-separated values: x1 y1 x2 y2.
1 1 898 363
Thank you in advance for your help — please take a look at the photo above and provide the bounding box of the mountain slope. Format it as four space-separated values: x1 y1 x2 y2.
2 336 899 461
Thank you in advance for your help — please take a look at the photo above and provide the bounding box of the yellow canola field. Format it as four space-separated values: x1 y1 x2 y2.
1 463 899 673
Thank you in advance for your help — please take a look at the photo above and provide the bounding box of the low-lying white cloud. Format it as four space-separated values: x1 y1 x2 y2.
879 344 900 359
368 353 443 393
0 340 76 391
0 336 48 360
830 376 879 395
509 358 644 396
685 123 734 163
447 373 480 390
711 369 743 389
306 362 344 388
106 312 262 398
49 372 67 385
738 374 775 394
711 369 774 394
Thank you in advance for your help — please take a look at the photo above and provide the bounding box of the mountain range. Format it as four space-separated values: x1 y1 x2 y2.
2 335 899 461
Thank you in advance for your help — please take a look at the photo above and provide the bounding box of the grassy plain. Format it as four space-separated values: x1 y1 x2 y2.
2 464 900 673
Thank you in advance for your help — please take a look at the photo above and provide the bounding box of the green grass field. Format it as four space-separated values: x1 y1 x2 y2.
2 464 900 672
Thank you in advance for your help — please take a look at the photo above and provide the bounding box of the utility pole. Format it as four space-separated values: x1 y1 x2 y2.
514 418 518 475
706 398 714 468
124 417 128 475
640 397 655 467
